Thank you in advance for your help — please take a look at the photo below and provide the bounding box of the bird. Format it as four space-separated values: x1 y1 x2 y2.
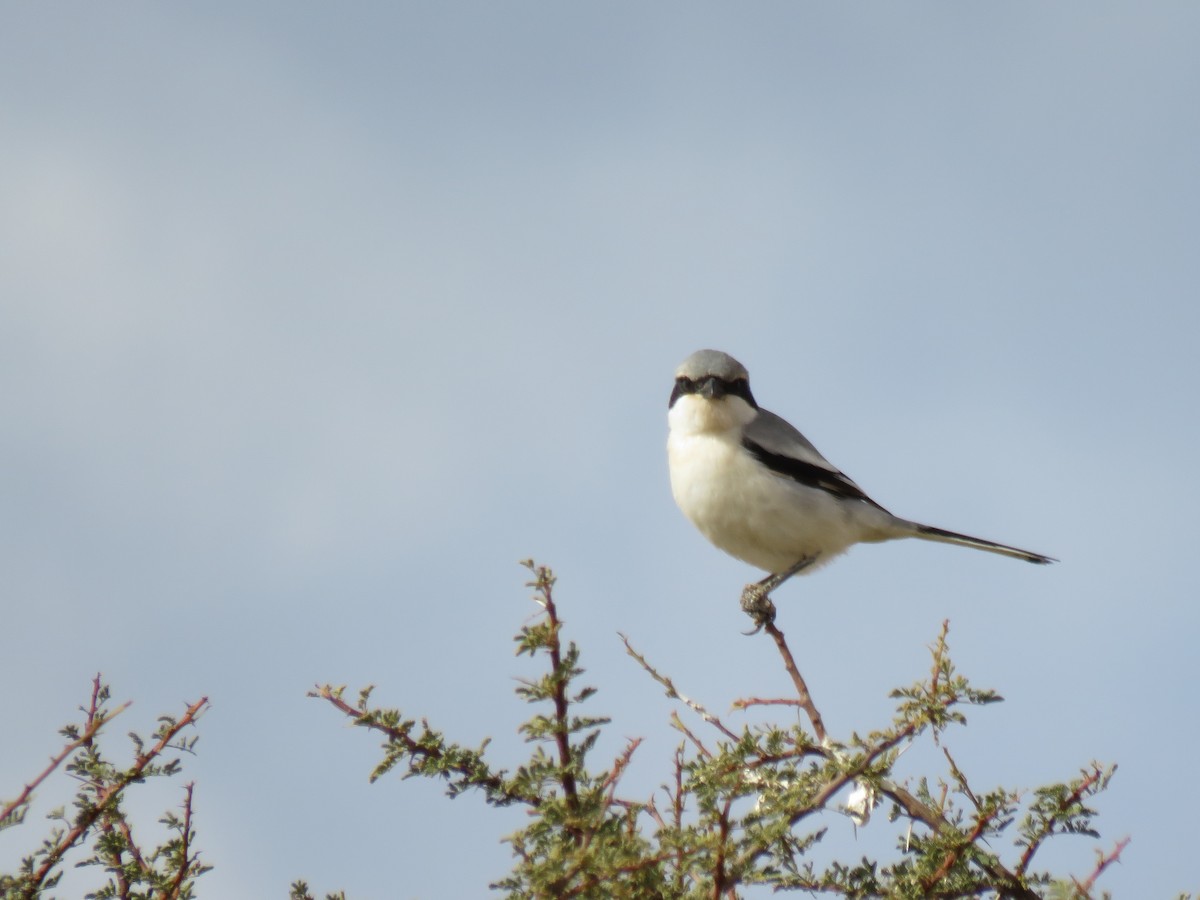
666 349 1054 623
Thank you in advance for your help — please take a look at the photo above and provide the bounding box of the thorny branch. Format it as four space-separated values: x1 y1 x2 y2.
1016 764 1105 875
167 782 199 900
302 561 1128 898
530 564 582 829
22 694 209 897
748 616 1044 898
308 685 542 808
0 677 131 826
878 780 1041 898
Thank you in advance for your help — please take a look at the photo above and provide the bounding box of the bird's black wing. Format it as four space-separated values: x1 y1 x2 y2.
742 409 886 509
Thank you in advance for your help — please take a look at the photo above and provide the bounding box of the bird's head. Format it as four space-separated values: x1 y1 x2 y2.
669 349 759 434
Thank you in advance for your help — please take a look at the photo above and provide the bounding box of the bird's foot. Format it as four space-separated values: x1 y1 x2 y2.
740 583 777 635
738 555 816 636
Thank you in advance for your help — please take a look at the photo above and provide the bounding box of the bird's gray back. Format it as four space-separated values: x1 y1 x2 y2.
743 409 834 470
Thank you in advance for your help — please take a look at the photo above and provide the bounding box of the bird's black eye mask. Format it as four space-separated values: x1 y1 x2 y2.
669 375 757 409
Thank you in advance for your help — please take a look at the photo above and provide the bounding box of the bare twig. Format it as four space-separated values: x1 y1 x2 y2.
621 634 741 744
761 620 827 744
1074 836 1131 894
730 697 805 711
942 746 982 811
670 711 713 759
637 793 666 831
600 737 642 805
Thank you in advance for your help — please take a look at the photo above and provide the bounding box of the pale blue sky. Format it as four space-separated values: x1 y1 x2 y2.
3 4 1198 897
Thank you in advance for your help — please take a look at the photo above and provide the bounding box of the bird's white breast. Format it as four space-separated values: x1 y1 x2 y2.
667 397 872 574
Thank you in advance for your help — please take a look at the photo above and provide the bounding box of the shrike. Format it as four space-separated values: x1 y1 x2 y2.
666 349 1053 622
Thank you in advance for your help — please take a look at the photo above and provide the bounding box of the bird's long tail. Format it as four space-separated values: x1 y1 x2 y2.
909 522 1056 565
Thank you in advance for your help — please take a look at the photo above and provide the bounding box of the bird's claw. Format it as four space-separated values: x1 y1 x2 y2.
738 556 814 635
740 583 777 635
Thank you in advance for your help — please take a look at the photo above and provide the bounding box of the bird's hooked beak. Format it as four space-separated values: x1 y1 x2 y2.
697 376 725 400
